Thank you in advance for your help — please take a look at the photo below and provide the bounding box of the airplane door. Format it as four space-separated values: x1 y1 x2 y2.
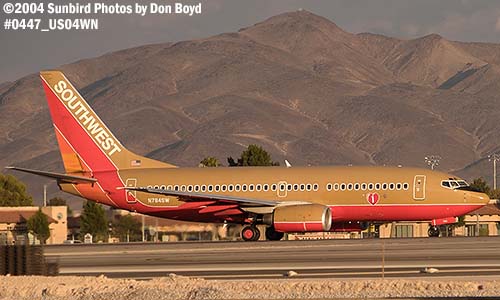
125 178 137 203
413 175 426 200
277 181 287 198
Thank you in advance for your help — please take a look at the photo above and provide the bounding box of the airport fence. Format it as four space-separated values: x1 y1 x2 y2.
0 245 58 276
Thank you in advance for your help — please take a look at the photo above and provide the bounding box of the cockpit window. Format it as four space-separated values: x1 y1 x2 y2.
441 179 469 190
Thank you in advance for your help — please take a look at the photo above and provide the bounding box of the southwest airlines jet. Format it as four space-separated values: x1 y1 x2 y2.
7 71 489 241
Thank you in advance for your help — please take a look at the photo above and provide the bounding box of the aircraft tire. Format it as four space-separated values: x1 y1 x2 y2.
428 226 440 237
241 226 260 241
265 226 284 241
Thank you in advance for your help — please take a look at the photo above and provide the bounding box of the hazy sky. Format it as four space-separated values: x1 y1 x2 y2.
1 0 500 83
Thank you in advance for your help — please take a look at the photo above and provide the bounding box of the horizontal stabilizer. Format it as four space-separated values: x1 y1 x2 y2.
5 166 97 184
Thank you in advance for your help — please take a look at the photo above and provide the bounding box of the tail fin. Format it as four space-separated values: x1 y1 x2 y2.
40 71 175 175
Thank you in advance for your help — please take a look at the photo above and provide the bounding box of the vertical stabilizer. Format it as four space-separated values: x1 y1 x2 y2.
40 71 175 174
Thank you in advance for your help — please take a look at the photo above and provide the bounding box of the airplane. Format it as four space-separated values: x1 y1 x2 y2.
7 70 490 241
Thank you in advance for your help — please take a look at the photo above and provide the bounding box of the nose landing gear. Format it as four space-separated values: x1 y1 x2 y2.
428 225 440 237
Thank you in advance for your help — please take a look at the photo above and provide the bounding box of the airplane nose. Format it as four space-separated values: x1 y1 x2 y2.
466 191 490 204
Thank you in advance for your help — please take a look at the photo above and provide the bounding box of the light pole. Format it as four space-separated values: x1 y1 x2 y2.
424 155 441 170
488 153 500 190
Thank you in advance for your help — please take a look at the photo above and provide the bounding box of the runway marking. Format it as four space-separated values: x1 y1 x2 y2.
45 241 500 256
59 264 500 274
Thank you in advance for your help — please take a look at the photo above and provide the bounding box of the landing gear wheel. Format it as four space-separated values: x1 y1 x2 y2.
265 226 284 241
428 226 440 237
241 226 260 241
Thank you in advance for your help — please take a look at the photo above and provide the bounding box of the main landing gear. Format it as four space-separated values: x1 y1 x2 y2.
265 226 284 241
241 225 260 241
241 225 285 241
428 226 440 237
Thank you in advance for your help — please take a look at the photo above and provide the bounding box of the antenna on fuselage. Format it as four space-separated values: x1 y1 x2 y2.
284 160 292 168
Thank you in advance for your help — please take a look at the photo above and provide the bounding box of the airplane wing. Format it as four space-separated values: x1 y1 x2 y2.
5 167 97 184
121 186 279 207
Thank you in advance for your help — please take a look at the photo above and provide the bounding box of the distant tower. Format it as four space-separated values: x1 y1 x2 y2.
489 153 500 190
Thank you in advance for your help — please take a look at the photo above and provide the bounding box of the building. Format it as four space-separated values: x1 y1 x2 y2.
0 206 67 244
111 209 222 242
373 203 500 238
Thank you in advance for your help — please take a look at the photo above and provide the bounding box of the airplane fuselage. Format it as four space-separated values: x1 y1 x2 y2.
60 165 487 224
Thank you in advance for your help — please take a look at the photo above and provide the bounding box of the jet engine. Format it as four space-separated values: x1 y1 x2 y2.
270 204 332 232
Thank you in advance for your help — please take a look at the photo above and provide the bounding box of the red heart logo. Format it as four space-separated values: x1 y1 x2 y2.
367 193 379 205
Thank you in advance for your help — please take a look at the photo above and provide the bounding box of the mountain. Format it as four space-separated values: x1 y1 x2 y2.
1 10 500 205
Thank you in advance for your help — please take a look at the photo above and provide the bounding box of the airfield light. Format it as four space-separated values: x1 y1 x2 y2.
488 153 500 190
424 155 441 170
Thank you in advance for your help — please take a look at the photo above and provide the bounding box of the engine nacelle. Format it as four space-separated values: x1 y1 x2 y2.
273 204 332 232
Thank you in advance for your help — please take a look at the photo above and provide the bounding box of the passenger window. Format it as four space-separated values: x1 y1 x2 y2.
293 184 299 191
382 183 388 190
333 183 340 191
201 185 206 192
256 184 262 191
235 184 241 192
194 185 199 192
326 183 332 191
389 183 395 190
181 185 187 192
208 185 213 192
347 183 353 191
272 184 277 191
300 184 305 191
263 184 269 191
340 183 346 191
174 185 179 191
167 185 173 190
160 185 166 190
221 185 227 192
375 183 381 190
287 184 292 191
368 183 374 190
313 183 319 191
354 183 360 191
396 183 402 190
228 185 233 192
306 184 312 191
403 183 409 190
361 183 367 190
188 185 193 192
242 184 247 191
215 185 220 192
249 184 254 192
